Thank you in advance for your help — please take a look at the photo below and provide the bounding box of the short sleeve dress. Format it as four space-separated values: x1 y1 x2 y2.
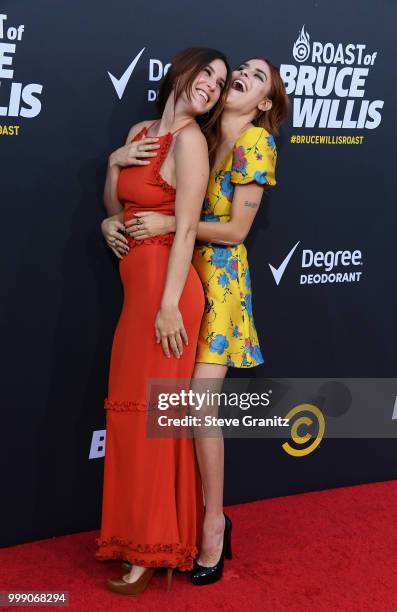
192 126 277 368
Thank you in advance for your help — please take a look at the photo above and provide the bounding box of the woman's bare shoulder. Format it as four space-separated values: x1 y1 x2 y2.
175 122 208 150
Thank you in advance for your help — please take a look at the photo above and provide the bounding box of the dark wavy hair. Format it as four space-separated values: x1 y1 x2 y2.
157 47 231 168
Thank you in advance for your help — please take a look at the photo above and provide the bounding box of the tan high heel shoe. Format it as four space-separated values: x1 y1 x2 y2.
107 567 173 595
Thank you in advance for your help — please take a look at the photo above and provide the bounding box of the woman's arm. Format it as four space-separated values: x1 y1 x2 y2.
196 182 266 244
102 121 160 255
103 127 132 217
127 182 266 246
103 158 123 217
101 212 128 259
154 125 209 359
103 120 159 216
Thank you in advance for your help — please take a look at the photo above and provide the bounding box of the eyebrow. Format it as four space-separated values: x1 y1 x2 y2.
239 62 268 80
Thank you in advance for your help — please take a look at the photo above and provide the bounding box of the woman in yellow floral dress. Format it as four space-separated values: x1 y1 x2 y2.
192 125 276 368
103 57 289 585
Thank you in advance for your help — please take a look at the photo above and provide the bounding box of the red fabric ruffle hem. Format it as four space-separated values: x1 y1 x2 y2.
95 536 198 571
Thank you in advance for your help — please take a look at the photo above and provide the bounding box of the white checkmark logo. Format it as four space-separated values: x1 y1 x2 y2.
269 241 300 285
108 47 146 99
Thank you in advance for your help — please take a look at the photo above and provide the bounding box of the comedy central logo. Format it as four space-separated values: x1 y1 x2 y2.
280 25 383 130
107 48 170 101
293 24 310 63
269 241 363 286
282 403 325 457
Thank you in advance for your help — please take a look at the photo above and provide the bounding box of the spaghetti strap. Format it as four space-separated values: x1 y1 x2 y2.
145 120 159 132
145 119 195 137
171 119 195 135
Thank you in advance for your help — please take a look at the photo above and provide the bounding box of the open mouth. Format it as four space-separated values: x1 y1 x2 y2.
232 79 246 92
196 88 209 103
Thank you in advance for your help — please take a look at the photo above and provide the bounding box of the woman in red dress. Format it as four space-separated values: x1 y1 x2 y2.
96 48 230 595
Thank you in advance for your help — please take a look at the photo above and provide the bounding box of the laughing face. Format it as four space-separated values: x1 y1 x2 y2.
185 58 228 114
227 58 273 114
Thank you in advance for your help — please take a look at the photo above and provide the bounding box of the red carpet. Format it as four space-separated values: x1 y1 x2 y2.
1 480 397 611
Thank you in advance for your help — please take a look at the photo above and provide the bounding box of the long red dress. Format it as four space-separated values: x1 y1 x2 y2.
95 122 205 570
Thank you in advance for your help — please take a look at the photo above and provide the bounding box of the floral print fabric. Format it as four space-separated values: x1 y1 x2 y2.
192 127 277 368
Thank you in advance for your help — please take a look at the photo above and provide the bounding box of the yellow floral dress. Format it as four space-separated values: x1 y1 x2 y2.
192 126 277 368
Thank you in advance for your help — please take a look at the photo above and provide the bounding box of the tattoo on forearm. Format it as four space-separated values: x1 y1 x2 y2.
244 201 259 209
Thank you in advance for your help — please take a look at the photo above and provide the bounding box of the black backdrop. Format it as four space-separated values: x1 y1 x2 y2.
1 0 396 547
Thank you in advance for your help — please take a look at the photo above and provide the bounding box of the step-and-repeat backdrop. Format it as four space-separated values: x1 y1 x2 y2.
1 1 396 546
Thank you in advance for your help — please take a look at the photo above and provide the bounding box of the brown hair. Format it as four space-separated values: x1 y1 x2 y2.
242 57 289 135
157 47 231 168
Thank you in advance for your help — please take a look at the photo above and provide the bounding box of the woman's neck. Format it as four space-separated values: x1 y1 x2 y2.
220 110 254 144
155 96 193 135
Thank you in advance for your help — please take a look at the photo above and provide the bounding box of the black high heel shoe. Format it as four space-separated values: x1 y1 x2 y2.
191 513 232 586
